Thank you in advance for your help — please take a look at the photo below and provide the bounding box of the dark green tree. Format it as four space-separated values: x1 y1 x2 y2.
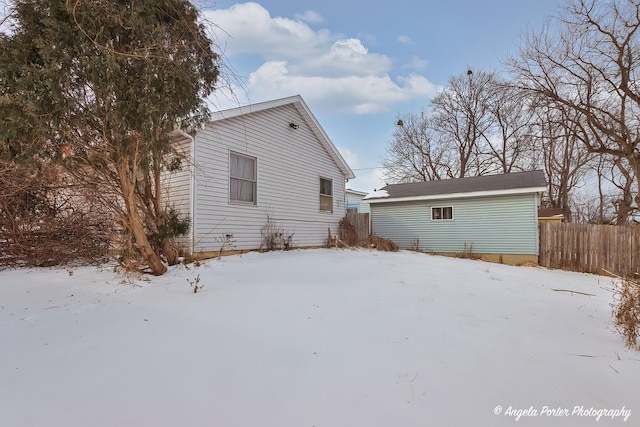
0 0 219 274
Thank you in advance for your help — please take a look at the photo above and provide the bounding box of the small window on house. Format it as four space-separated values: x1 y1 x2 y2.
230 151 257 204
346 207 358 214
319 178 333 212
432 206 453 220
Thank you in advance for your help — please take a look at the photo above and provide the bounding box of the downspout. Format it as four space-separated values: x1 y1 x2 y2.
344 178 348 214
535 192 541 257
176 129 196 256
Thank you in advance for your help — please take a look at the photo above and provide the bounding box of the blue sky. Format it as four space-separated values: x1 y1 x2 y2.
204 0 566 191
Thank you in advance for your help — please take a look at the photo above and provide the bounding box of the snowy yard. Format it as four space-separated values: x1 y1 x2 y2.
1 249 638 426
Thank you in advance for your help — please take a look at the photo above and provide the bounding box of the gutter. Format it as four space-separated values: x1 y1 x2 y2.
365 186 548 204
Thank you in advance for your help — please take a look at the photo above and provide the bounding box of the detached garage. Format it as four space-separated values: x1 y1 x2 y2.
364 170 547 265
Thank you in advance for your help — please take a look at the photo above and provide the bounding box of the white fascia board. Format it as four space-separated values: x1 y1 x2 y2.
366 186 548 204
208 95 303 122
346 189 370 197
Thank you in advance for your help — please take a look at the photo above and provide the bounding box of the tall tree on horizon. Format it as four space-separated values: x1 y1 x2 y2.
509 0 640 220
383 69 535 184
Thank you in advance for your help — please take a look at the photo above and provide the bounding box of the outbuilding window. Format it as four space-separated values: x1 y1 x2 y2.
432 206 453 220
230 151 257 204
320 178 333 212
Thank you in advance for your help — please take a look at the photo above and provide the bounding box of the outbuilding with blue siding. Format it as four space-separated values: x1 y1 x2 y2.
364 171 547 264
346 189 371 214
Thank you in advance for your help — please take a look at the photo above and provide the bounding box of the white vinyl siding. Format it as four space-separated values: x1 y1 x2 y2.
192 103 346 252
371 194 539 255
162 136 193 249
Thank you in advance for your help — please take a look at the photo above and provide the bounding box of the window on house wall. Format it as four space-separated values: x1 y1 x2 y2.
432 206 453 220
346 207 358 214
319 178 333 212
230 151 257 204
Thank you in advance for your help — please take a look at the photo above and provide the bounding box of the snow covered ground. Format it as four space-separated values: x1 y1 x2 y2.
1 249 638 426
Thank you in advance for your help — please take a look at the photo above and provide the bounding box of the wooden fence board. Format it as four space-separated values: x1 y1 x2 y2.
539 222 640 277
342 213 370 241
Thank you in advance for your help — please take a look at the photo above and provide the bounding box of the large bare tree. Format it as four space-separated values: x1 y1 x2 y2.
382 113 454 183
383 69 535 183
530 102 593 222
483 83 536 174
429 69 496 178
509 0 640 215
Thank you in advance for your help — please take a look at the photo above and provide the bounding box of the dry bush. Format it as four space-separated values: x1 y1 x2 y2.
0 161 111 268
333 215 399 252
337 215 398 251
260 215 293 251
455 243 481 260
363 235 399 252
612 277 640 350
338 216 359 246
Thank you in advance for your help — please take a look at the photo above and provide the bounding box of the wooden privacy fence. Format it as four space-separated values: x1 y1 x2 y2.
341 213 370 242
539 222 640 277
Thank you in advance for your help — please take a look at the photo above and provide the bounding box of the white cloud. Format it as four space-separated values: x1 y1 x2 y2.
205 3 330 61
296 38 392 77
397 35 413 44
404 55 429 70
294 10 324 24
247 62 438 114
205 2 439 115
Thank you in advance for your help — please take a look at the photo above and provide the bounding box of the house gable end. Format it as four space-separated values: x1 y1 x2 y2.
208 95 354 180
190 97 349 254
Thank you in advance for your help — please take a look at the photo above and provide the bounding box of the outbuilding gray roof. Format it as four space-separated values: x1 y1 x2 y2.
366 170 546 202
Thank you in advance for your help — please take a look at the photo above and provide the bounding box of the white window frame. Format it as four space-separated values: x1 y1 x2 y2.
319 177 333 213
229 151 257 205
431 206 453 221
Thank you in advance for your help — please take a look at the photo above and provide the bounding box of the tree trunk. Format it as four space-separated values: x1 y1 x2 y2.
118 158 167 275
617 157 637 225
162 237 179 266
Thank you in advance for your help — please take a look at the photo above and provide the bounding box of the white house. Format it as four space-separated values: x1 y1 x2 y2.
345 189 371 214
165 95 355 257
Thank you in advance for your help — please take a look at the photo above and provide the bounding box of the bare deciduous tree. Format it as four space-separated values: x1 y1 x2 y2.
484 83 536 174
383 70 536 184
0 1 14 29
509 0 640 216
382 113 453 183
430 69 496 178
596 156 638 224
531 103 593 222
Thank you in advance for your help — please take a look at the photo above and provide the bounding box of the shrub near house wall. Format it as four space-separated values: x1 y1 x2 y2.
0 162 111 268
